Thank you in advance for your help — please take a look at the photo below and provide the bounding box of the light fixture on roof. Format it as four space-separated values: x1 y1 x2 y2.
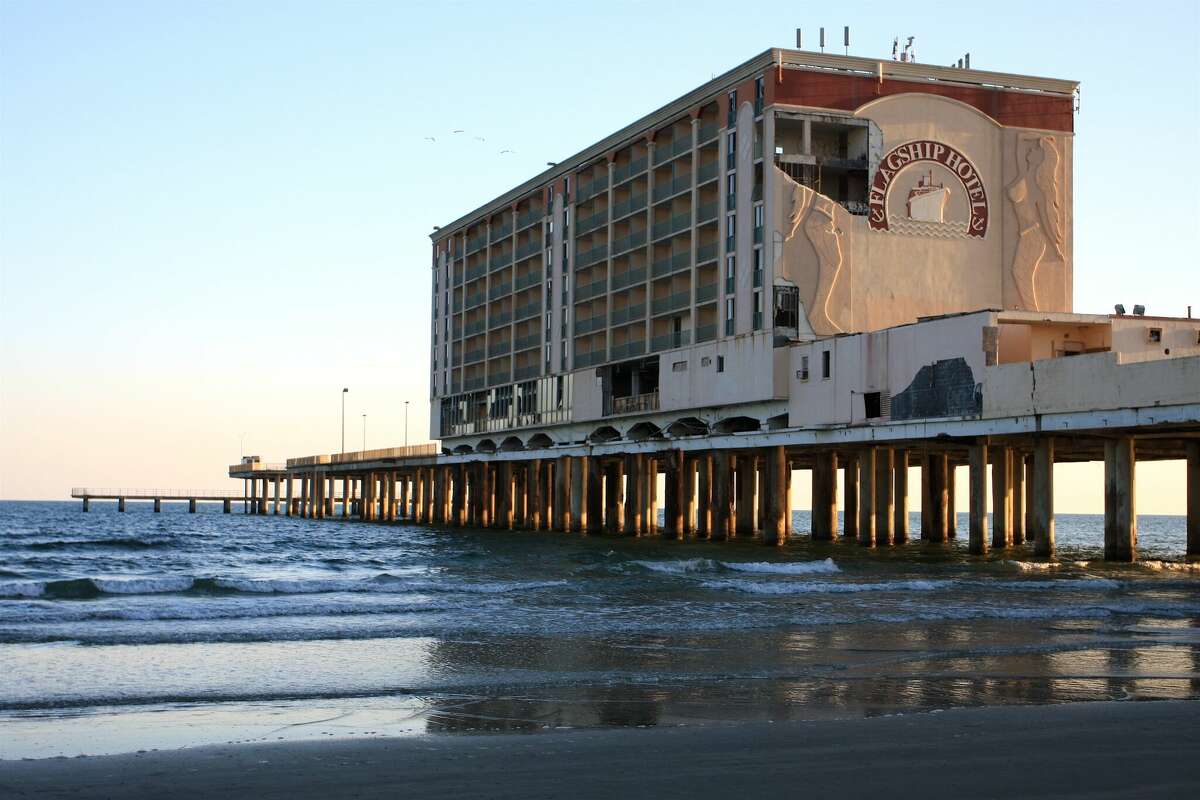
1133 304 1146 316
1114 304 1126 315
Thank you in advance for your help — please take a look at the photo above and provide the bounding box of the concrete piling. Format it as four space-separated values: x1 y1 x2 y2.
893 448 909 544
858 448 876 547
1032 437 1056 557
969 442 989 555
991 447 1013 549
1104 437 1137 562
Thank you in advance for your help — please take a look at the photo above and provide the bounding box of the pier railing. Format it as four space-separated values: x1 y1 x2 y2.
287 443 438 469
71 488 246 500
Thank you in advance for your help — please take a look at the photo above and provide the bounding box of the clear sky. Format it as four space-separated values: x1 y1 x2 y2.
1 0 1197 512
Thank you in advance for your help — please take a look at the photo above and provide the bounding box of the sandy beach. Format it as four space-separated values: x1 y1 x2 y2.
2 700 1197 799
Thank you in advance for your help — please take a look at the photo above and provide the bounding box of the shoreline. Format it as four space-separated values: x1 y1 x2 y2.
2 700 1197 798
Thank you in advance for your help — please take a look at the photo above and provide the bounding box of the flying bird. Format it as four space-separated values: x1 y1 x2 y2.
473 136 486 142
452 129 464 134
499 149 515 155
424 136 436 142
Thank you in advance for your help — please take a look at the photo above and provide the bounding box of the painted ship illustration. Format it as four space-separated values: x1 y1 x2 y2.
905 170 949 223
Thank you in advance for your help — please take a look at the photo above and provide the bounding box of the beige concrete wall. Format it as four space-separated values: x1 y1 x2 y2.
570 368 605 423
658 331 779 413
1111 318 1200 358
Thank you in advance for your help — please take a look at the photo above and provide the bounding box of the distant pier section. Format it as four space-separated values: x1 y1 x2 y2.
71 487 254 513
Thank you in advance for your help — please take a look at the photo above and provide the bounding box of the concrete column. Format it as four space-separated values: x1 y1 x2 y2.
569 457 585 533
512 465 527 528
664 449 684 539
300 476 309 519
524 460 541 530
682 456 697 537
946 461 957 539
812 451 838 541
339 478 347 518
189 498 197 513
920 455 931 539
554 456 571 532
843 454 859 541
1032 437 1056 557
764 445 789 546
713 450 733 541
605 461 624 534
1104 437 1137 562
735 454 756 538
991 447 1013 549
858 448 876 547
643 458 658 536
223 498 231 513
409 471 421 524
1012 455 1026 545
283 479 292 518
495 461 511 529
154 498 161 513
118 497 126 512
1024 454 1036 541
696 453 713 539
250 479 258 516
894 448 909 544
1186 441 1200 557
586 456 603 534
540 461 554 531
874 447 894 546
623 453 643 536
449 465 464 527
82 497 89 512
927 454 949 543
969 442 989 555
273 478 281 515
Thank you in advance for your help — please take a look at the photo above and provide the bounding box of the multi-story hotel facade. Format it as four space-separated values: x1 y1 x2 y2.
428 48 1080 452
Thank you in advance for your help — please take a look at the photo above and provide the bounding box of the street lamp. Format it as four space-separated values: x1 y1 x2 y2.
341 388 349 453
404 401 409 448
362 414 367 452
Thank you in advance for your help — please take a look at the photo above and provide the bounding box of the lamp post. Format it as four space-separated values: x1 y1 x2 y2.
341 388 349 453
362 414 367 452
404 401 409 448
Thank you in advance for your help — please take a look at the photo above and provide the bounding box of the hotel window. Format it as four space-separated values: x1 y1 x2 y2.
752 247 762 288
725 254 735 293
754 76 764 115
727 90 737 126
822 349 831 380
800 355 810 381
726 131 736 170
725 297 735 335
726 172 736 210
752 291 762 330
725 212 736 252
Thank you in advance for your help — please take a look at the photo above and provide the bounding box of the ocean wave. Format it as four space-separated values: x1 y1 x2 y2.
630 558 839 576
26 538 170 551
0 574 567 600
630 558 719 574
701 578 951 595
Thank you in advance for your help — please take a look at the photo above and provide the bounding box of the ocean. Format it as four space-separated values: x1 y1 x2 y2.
2 500 1198 758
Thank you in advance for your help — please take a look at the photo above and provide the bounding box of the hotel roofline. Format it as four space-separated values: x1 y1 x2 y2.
430 48 1078 241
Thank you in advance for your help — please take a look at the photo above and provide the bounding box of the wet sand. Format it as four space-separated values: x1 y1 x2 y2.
2 700 1196 799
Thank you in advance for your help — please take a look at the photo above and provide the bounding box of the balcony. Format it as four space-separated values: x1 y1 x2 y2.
488 339 511 357
464 376 486 392
514 270 541 292
753 139 763 160
491 222 513 241
574 349 606 368
697 160 719 185
753 268 762 288
752 184 763 204
695 323 717 343
753 226 763 244
612 193 647 222
611 390 658 415
489 250 513 272
610 301 645 326
754 96 763 116
653 136 691 166
611 266 646 291
651 250 690 278
610 339 646 361
488 281 512 300
487 371 510 388
612 228 647 256
613 156 648 186
574 276 608 302
577 173 608 203
463 318 486 338
697 201 719 225
516 208 543 231
697 242 718 265
489 310 512 328
514 300 541 322
698 122 718 144
464 348 485 364
514 238 542 263
652 174 692 204
574 313 606 336
576 209 608 236
514 364 540 381
652 212 691 242
464 263 488 283
696 282 718 304
466 234 487 254
576 242 608 270
465 290 487 310
651 330 691 352
651 290 690 316
514 331 541 352
752 311 763 330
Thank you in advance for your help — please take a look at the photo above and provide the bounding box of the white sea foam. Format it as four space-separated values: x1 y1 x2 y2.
631 558 718 574
0 581 46 598
701 578 950 595
722 558 839 576
92 576 196 594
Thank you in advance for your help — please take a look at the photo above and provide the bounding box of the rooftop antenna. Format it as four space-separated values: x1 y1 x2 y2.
902 36 915 63
891 37 899 61
844 26 850 55
964 52 970 68
957 58 963 68
819 27 825 52
796 28 802 49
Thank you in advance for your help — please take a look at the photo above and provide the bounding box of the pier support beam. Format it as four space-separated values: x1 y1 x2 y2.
189 498 197 514
555 456 571 532
991 447 1013 549
525 460 541 531
82 497 89 512
1012 455 1025 545
874 447 894 546
812 452 838 541
118 497 126 512
969 443 989 555
154 498 161 513
713 451 733 541
1187 442 1200 557
894 449 909 544
586 457 603 534
605 461 623 534
764 445 789 546
623 453 643 536
273 478 281 515
569 457 585 533
643 458 658 536
858 448 876 547
250 479 258 516
735 454 756 538
1032 438 1056 557
947 463 957 538
843 454 859 541
682 456 697 537
496 462 513 530
664 449 684 539
223 499 231 513
924 453 949 543
1104 437 1137 562
696 453 713 539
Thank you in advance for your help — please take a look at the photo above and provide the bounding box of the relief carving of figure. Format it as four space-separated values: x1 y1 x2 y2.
1007 134 1064 310
787 183 845 334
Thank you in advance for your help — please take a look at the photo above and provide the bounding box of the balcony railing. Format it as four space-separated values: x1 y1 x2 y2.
576 242 608 269
695 323 717 343
697 201 719 225
514 238 542 262
574 277 608 302
465 291 487 309
653 174 692 204
610 390 658 415
611 266 646 291
610 339 646 361
653 136 691 166
464 263 487 283
652 212 691 241
466 234 487 254
514 270 541 292
574 349 606 368
612 193 647 221
651 290 691 316
513 364 540 381
464 348 485 364
651 330 691 352
488 339 511 357
613 156 648 185
696 282 718 304
698 122 719 144
697 160 719 185
753 139 763 160
463 318 486 338
487 371 510 388
491 222 513 241
576 173 608 203
696 242 718 264
612 228 647 256
464 376 486 391
489 281 512 300
610 301 645 326
576 208 608 236
753 226 763 244
513 332 541 352
651 250 690 278
514 300 541 321
516 208 543 231
489 310 512 328
490 250 513 271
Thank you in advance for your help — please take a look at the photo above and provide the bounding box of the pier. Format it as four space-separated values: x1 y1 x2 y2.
228 398 1200 563
72 488 247 514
